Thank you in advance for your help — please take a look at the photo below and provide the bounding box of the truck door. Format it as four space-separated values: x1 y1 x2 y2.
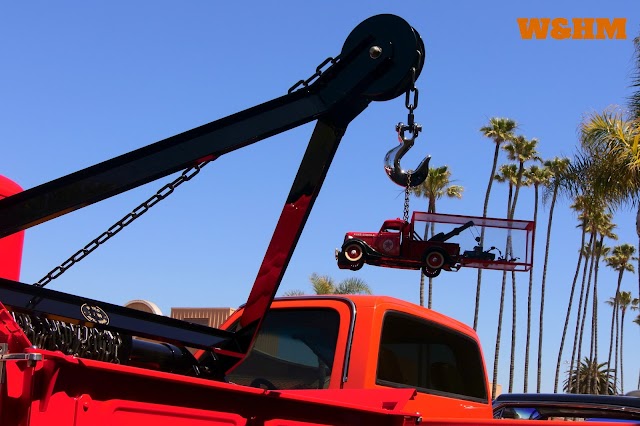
375 221 402 256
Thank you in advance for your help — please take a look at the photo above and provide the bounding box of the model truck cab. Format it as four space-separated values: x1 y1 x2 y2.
220 295 493 420
336 214 473 277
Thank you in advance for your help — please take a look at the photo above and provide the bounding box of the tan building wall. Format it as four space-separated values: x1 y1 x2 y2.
170 307 236 328
491 383 502 397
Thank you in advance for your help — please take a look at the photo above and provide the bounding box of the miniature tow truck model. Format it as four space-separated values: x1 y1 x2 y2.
0 13 595 426
336 211 535 277
336 213 473 277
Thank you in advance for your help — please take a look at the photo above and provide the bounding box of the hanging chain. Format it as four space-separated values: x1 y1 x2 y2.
35 160 211 287
288 54 341 94
404 67 420 131
403 170 412 222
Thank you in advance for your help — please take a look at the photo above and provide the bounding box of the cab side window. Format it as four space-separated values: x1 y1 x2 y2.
376 312 487 401
228 308 340 390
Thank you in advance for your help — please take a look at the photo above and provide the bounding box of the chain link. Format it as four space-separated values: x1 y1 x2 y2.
288 55 341 94
35 160 211 287
404 170 412 222
403 67 419 128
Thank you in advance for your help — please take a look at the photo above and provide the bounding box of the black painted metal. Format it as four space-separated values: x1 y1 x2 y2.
0 278 233 350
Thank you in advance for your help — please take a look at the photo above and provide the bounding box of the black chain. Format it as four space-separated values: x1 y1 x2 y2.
288 55 341 94
35 160 211 287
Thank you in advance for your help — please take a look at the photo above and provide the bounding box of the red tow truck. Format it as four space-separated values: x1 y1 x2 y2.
336 212 535 277
0 13 617 426
336 213 474 277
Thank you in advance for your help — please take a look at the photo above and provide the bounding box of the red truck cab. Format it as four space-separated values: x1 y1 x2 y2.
220 295 493 419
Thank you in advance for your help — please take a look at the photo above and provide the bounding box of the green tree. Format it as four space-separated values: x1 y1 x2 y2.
474 117 518 331
580 110 640 307
563 357 616 395
522 165 552 392
284 274 372 296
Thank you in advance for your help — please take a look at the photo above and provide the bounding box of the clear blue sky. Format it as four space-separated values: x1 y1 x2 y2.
2 1 639 394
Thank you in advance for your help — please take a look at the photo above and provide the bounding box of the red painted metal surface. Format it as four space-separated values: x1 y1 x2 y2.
0 176 24 281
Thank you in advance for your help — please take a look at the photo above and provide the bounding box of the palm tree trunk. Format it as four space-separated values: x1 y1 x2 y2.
428 220 435 309
492 184 512 398
524 184 540 392
492 272 507 399
577 236 597 391
538 183 558 392
508 166 523 394
509 270 517 393
475 143 502 330
590 237 603 393
570 233 594 392
554 224 586 393
614 301 620 393
577 242 596 393
607 272 624 388
613 304 620 394
620 308 626 394
419 274 425 307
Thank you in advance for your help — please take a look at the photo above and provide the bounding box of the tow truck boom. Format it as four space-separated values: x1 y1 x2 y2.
0 14 424 357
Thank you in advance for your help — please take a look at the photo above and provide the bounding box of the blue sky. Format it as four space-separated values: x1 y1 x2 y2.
2 1 640 394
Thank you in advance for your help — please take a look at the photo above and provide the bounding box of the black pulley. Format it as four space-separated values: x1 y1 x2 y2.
340 14 425 101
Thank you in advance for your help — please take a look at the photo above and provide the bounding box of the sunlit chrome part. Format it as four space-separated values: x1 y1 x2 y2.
384 125 430 187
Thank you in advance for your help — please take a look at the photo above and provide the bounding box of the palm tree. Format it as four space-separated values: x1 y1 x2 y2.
502 136 540 392
589 236 614 393
411 166 463 308
604 244 636 386
563 357 616 395
284 273 372 296
580 110 640 303
554 193 589 393
522 165 552 392
539 156 570 393
474 117 518 331
616 291 635 393
577 213 616 394
491 163 517 398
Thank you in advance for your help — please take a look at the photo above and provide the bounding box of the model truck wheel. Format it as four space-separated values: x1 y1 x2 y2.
344 242 364 262
343 241 365 270
424 248 445 269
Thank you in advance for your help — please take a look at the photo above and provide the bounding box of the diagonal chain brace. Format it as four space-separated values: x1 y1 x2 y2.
35 161 211 287
288 55 341 94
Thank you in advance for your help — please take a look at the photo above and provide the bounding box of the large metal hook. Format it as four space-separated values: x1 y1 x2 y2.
384 123 430 187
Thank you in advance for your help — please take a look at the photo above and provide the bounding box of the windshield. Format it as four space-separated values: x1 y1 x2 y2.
227 308 340 390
